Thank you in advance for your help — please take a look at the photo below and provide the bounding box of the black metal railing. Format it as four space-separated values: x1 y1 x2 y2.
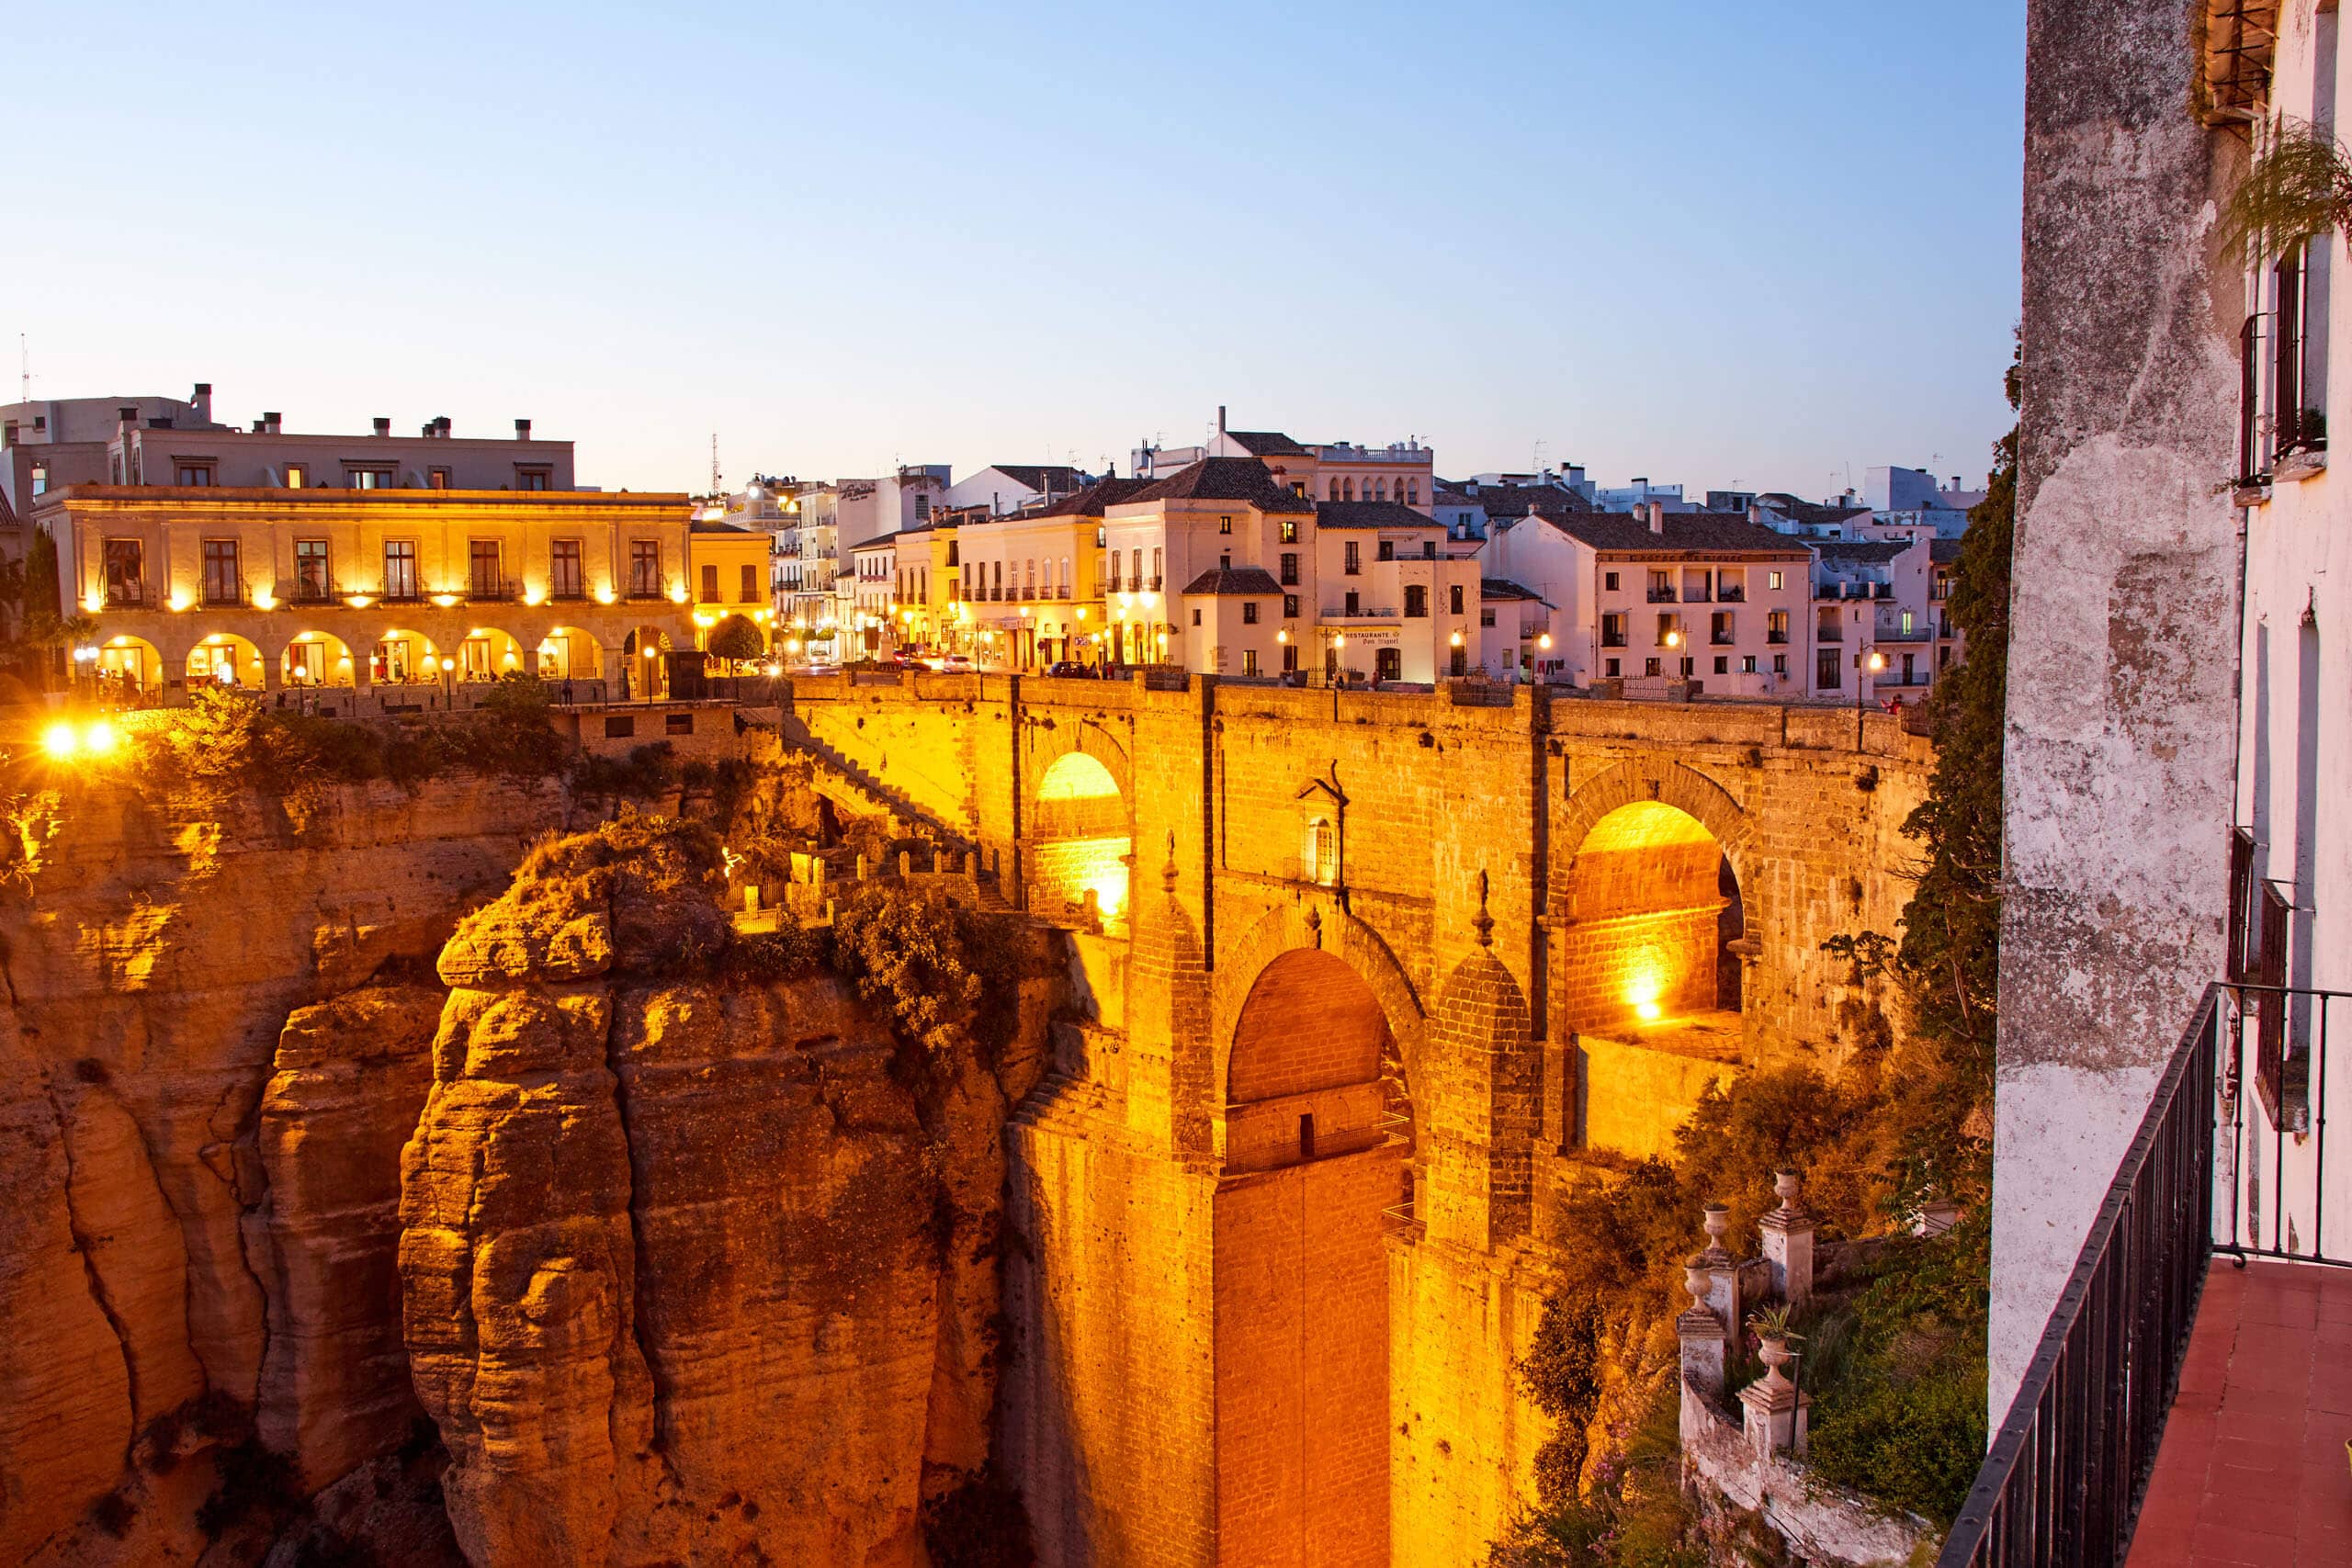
1937 987 2221 1568
2217 982 2352 1266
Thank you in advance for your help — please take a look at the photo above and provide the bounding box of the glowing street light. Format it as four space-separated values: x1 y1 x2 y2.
41 721 80 759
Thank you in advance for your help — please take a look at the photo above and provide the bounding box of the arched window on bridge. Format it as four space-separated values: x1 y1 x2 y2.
1302 817 1338 886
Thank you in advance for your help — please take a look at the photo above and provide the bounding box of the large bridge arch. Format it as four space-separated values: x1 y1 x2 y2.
1210 898 1428 1111
1019 715 1136 923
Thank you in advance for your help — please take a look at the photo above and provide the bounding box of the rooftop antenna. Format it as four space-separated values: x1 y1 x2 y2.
710 434 722 497
1532 438 1548 475
18 334 28 406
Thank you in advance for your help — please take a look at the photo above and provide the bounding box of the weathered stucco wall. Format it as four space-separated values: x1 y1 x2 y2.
1999 0 2244 1418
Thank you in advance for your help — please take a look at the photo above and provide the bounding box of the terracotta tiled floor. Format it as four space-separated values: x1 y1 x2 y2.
2125 1259 2352 1567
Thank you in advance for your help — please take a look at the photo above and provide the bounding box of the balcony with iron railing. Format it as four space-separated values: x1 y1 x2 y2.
1937 982 2352 1568
1648 588 1679 604
468 575 522 603
104 581 153 609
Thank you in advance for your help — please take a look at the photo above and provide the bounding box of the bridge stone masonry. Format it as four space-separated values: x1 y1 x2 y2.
779 671 1929 1567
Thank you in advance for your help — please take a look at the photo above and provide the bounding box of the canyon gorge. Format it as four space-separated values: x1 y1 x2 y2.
0 758 1059 1566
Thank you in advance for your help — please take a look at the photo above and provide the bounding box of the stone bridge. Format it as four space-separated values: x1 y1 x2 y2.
783 671 1929 1568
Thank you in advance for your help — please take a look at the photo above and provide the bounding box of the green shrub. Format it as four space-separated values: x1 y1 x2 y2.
722 923 831 981
571 741 678 799
707 614 765 664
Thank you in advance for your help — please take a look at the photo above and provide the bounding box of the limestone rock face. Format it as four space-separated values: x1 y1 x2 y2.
248 984 447 1487
0 776 563 1559
400 822 1021 1567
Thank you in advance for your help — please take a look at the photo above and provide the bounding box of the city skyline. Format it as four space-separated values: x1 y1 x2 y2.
13 1 2025 499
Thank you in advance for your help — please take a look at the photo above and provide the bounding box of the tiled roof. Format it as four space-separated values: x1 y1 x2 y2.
1315 500 1439 531
1179 566 1283 597
987 464 1084 494
1815 540 1913 565
1224 430 1308 457
1125 457 1313 512
1037 477 1154 517
1758 492 1872 526
1544 509 1814 557
1929 538 1965 563
689 519 756 533
1480 577 1553 606
1470 481 1591 518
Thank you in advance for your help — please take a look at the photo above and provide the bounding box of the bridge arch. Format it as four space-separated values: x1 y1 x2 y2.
1556 761 1751 1039
1211 898 1427 1111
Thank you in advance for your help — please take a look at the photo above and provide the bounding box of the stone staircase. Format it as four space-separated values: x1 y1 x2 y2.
776 725 1014 910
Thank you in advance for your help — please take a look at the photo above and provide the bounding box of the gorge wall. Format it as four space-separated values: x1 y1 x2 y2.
0 765 1056 1567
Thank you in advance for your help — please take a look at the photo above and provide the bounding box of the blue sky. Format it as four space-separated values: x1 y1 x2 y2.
15 1 2024 498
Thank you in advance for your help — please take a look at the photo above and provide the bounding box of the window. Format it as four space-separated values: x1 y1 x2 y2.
1603 570 1620 592
202 539 242 604
1648 570 1673 602
1191 608 1202 626
1151 547 1162 588
1242 649 1259 676
1423 540 1436 559
1345 590 1360 615
1405 585 1428 618
384 539 419 599
605 716 637 739
1816 648 1843 689
1280 552 1299 585
701 564 720 602
1283 593 1299 617
514 467 551 491
1344 541 1361 576
103 538 143 604
1281 518 1298 543
30 465 48 496
428 467 451 490
1742 655 1758 673
175 460 215 486
629 541 662 596
1450 584 1464 615
741 564 759 603
1601 613 1628 648
347 465 393 490
470 540 505 597
1407 480 1419 505
1451 648 1467 677
1645 658 1661 677
1773 654 1788 676
1656 613 1679 647
284 463 306 489
1712 611 1735 645
666 712 695 735
1713 656 1729 675
1304 818 1338 886
1900 609 1916 635
1243 602 1260 625
1219 515 1232 535
550 539 584 599
1768 610 1789 645
1283 644 1298 673
914 493 930 522
1481 608 1496 627
1680 657 1695 677
1377 539 1395 561
1769 570 1783 591
1375 649 1400 682
1604 658 1621 677
295 539 332 600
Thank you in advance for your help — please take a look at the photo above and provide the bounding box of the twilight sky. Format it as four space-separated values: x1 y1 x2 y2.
14 1 2024 500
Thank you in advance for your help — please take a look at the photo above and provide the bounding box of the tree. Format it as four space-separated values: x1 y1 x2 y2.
707 614 765 667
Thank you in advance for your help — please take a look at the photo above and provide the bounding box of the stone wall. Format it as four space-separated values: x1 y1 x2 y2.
2000 0 2243 1417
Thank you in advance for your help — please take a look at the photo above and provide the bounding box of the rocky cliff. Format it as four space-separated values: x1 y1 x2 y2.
0 767 1053 1567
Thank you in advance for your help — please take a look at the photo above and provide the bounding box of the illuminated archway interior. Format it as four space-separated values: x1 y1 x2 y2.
187 633 265 688
282 632 356 687
1030 750 1129 924
97 636 162 695
537 627 603 680
1557 801 1741 1035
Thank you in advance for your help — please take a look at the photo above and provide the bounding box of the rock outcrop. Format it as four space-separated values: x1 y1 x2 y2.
399 818 1032 1566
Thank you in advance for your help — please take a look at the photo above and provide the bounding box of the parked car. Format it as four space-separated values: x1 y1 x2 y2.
1045 661 1100 679
931 654 976 672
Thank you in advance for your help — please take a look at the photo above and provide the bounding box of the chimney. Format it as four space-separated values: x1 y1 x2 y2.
372 417 391 437
1216 404 1227 437
421 422 435 437
1951 475 1962 491
263 412 282 434
514 418 532 441
191 383 213 424
437 416 452 437
1647 501 1667 535
1748 503 1763 525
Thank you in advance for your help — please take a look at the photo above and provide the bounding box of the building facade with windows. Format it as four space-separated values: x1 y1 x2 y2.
1479 502 1815 695
1810 536 1937 700
1132 410 1439 515
37 480 700 700
956 490 1124 670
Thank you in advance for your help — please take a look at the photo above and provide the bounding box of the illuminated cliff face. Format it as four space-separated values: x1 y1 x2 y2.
1557 801 1738 1034
1031 750 1130 923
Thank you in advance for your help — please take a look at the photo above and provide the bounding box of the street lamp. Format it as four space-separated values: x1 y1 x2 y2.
1858 647 1884 746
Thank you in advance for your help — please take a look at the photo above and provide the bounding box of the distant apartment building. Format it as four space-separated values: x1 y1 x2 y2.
955 483 1132 669
1809 537 1936 700
1864 464 1982 538
1479 501 1815 696
1590 478 1692 513
19 390 741 702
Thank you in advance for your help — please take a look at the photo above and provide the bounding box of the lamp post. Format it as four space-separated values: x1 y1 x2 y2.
1857 646 1883 747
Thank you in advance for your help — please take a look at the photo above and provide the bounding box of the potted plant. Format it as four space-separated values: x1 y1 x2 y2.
1746 1303 1804 1392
